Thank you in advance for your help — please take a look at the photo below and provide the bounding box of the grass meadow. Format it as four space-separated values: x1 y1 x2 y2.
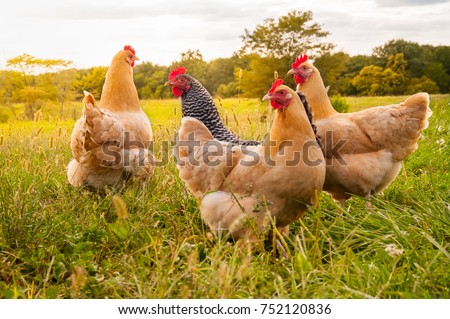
0 95 449 298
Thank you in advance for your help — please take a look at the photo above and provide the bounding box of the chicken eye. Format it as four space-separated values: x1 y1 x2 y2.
280 90 285 95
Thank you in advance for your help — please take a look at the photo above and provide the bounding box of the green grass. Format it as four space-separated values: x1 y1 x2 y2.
141 97 270 141
345 94 449 112
0 96 449 298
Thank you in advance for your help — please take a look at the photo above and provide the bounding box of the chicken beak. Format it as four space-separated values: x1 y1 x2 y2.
287 69 296 75
134 56 140 61
164 81 173 87
262 93 271 101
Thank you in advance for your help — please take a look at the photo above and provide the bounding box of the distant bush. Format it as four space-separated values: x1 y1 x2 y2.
216 82 239 98
0 108 9 123
406 76 440 95
330 94 349 113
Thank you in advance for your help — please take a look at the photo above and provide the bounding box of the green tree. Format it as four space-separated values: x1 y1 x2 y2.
386 53 408 94
423 62 450 93
134 62 169 99
352 65 405 96
332 55 382 95
15 86 49 119
172 49 208 85
216 81 239 98
52 69 77 116
381 67 405 95
138 69 170 99
74 67 108 99
351 53 410 96
239 54 295 98
240 55 273 97
6 54 73 119
7 54 71 85
373 39 433 78
434 46 450 75
313 52 350 95
406 76 440 94
215 53 265 98
373 40 450 93
240 10 334 59
386 53 407 74
0 70 24 107
352 65 384 96
204 56 239 95
0 71 6 106
346 55 383 76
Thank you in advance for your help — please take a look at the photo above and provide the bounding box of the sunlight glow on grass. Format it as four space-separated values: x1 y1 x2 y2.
0 96 449 298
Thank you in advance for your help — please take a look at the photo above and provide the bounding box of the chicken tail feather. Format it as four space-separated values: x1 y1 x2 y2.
82 91 124 149
389 92 431 160
403 92 432 131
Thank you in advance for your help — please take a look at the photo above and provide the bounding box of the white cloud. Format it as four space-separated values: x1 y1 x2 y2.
376 0 449 7
15 0 291 20
0 0 449 69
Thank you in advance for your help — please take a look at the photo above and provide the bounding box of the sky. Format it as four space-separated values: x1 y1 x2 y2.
0 0 449 69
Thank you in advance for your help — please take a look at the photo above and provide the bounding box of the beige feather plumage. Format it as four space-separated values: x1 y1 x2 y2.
289 59 431 205
68 47 153 190
175 84 325 240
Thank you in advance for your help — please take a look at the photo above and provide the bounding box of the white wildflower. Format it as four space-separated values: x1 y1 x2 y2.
385 244 404 257
436 138 445 146
437 125 443 133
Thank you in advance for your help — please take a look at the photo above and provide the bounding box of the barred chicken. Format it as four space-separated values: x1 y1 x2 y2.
165 67 260 146
289 54 432 206
68 45 153 190
175 79 325 240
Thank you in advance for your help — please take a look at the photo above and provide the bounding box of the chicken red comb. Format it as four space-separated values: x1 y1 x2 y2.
268 79 284 94
292 54 308 68
124 45 136 55
168 66 186 82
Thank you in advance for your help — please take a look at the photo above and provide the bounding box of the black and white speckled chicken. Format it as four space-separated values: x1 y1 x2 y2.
165 67 260 146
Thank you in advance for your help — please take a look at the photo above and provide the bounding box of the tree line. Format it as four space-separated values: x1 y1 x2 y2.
1 11 449 120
